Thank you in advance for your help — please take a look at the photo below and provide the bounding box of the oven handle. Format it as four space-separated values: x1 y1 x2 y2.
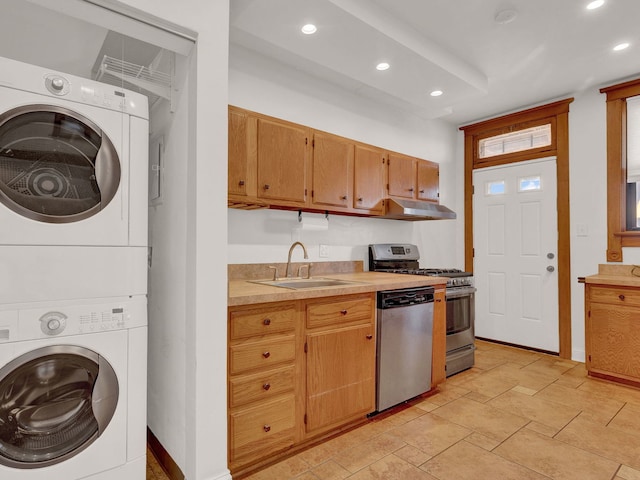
446 287 476 299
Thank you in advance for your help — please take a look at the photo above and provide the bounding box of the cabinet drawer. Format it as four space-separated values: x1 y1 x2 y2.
230 395 296 462
306 294 374 329
589 286 640 307
229 335 295 375
229 365 295 408
229 303 297 340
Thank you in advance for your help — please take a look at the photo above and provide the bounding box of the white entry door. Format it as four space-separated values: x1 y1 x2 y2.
473 157 558 352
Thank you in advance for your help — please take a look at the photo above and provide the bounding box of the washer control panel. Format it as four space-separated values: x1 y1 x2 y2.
0 297 145 343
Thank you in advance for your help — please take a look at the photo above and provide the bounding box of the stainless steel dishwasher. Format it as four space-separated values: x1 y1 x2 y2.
376 286 434 412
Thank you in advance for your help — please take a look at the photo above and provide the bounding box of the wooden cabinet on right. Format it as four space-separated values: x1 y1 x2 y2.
584 283 640 387
387 152 440 203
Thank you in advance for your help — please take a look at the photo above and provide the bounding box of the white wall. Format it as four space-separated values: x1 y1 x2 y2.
114 1 231 480
228 46 461 270
146 53 189 470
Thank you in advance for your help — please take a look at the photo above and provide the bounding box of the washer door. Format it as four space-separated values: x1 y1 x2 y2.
0 345 118 469
0 104 120 223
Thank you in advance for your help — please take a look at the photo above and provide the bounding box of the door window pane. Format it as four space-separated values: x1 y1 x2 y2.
486 180 505 195
518 176 541 192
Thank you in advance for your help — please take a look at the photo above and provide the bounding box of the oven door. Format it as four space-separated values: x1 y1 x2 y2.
445 287 475 352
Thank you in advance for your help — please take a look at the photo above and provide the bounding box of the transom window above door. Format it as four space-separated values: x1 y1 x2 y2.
478 124 552 160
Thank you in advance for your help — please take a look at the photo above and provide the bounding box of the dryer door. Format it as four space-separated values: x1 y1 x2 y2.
0 104 120 223
0 345 118 469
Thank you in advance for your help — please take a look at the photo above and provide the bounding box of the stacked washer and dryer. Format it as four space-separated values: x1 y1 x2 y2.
0 57 149 479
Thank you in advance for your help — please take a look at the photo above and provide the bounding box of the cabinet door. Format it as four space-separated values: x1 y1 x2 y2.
228 107 256 197
257 118 308 204
417 160 439 203
387 152 417 199
310 132 353 209
353 145 385 214
306 325 375 433
431 289 446 387
587 302 640 380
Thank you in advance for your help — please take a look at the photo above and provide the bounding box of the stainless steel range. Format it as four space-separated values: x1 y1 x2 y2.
368 244 476 377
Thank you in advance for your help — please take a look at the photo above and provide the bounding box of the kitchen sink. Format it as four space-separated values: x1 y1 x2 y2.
251 277 365 289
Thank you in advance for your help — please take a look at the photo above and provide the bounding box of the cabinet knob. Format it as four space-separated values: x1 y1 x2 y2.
408 187 414 192
263 425 271 433
263 318 271 326
340 309 348 315
238 180 245 186
619 294 625 301
357 197 363 202
341 195 348 200
262 351 271 358
263 383 271 391
419 189 425 193
366 334 373 340
264 184 270 190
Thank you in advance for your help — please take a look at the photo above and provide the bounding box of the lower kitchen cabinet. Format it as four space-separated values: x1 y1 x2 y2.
304 294 376 434
227 290 442 475
585 283 640 386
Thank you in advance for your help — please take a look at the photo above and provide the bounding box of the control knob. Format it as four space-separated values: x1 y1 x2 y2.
39 312 67 336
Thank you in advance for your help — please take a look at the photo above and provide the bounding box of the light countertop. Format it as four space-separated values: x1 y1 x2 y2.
583 264 640 287
228 271 447 307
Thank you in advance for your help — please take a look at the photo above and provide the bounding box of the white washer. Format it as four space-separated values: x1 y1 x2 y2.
0 296 147 480
0 56 149 247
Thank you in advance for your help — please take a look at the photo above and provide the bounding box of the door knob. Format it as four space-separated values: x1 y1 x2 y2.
547 266 555 272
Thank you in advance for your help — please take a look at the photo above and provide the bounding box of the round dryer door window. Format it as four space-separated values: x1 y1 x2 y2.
0 104 120 223
0 345 118 469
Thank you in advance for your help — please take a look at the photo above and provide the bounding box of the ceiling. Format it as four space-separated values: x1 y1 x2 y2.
230 0 640 125
1 1 638 126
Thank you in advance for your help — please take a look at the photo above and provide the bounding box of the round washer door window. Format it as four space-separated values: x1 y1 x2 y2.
0 104 121 223
0 345 118 469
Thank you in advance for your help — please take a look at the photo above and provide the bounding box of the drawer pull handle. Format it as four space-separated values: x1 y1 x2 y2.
262 351 271 359
263 383 271 391
263 425 271 433
263 318 271 325
340 309 348 315
619 294 626 301
366 334 373 340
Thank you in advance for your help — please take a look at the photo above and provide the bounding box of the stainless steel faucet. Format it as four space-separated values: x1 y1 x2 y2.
286 241 309 277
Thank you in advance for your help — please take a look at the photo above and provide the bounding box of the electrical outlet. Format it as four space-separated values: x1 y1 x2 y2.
319 244 329 258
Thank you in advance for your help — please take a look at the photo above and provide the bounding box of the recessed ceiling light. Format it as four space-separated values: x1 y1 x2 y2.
494 9 517 25
301 24 317 35
376 62 390 71
586 0 604 10
430 90 443 97
613 42 630 51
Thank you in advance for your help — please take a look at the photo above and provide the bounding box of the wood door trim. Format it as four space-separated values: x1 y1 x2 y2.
460 98 573 359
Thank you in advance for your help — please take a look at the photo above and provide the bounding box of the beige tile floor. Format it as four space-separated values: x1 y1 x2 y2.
237 340 640 480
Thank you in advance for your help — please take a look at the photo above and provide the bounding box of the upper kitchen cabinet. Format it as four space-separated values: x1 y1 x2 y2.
387 152 440 204
257 117 309 207
416 160 439 203
353 145 386 215
228 107 257 198
387 152 417 199
309 132 353 211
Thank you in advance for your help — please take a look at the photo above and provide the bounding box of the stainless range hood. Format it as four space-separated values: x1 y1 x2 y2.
380 197 457 221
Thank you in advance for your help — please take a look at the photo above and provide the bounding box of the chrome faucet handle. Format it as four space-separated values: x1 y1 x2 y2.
268 266 279 281
298 263 312 279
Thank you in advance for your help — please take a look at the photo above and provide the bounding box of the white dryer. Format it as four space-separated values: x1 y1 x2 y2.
0 295 147 479
0 56 149 247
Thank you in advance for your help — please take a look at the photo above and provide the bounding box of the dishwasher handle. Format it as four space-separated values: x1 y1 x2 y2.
378 286 435 308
